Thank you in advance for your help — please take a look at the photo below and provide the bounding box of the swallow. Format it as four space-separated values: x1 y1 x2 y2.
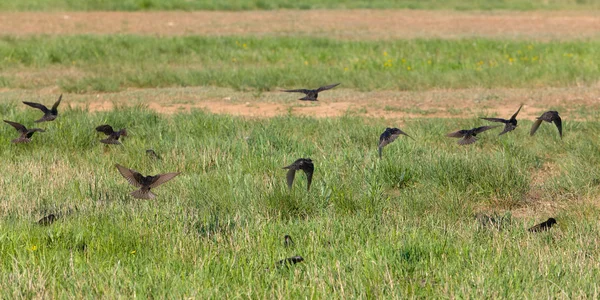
283 158 314 191
447 125 500 145
530 111 562 138
284 235 294 247
528 218 557 233
22 94 62 122
3 120 45 143
146 149 161 160
37 214 57 226
480 105 523 136
115 164 180 199
276 256 304 268
281 83 340 101
378 127 413 158
95 124 127 145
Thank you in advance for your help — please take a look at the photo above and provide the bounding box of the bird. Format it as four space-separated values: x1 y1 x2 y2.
22 94 62 123
276 256 304 268
480 105 523 136
95 124 127 145
146 149 161 160
283 158 314 191
284 235 294 247
530 111 562 139
115 164 180 199
37 214 57 226
378 127 413 158
528 218 557 233
3 120 45 143
281 83 340 101
447 125 500 145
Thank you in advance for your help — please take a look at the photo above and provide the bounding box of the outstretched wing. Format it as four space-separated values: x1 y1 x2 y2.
480 117 508 123
302 168 313 191
316 83 340 92
530 119 543 136
458 135 477 145
553 116 562 138
96 124 115 135
4 120 27 133
286 169 296 189
473 125 500 134
281 89 311 94
51 94 62 111
498 123 516 136
447 130 466 138
510 105 523 120
115 164 143 188
23 101 49 113
149 172 180 189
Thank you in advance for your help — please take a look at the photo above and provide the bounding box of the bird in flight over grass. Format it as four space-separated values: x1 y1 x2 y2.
115 164 180 199
22 94 62 123
284 235 294 248
276 256 304 268
378 127 413 158
530 111 562 139
283 158 314 191
96 124 127 145
528 218 557 232
480 104 523 136
3 120 45 143
37 214 58 226
281 83 340 101
447 125 500 145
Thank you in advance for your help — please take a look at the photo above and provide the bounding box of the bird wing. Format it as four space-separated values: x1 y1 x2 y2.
316 83 341 92
286 169 296 189
149 172 180 189
530 119 543 136
100 137 121 145
473 125 500 134
4 120 27 133
281 89 311 94
553 116 562 138
378 134 398 148
51 94 62 111
510 104 523 120
447 130 466 138
96 124 115 135
498 123 516 136
302 166 314 191
480 117 508 123
23 101 50 113
115 164 143 188
458 135 477 145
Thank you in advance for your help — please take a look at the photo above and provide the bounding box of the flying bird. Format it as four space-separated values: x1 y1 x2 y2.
146 149 161 160
378 127 413 158
276 256 304 268
284 235 294 248
447 125 500 145
480 105 523 136
283 158 314 191
22 94 62 123
530 111 562 138
281 83 340 101
528 218 557 233
95 124 127 145
115 164 180 199
3 120 45 143
37 214 58 226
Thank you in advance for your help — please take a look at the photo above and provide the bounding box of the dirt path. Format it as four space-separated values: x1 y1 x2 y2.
1 10 599 40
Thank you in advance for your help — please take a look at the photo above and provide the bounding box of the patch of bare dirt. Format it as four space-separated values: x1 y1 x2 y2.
1 10 599 40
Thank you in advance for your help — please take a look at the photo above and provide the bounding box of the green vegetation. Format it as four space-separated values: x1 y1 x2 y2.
0 35 598 92
1 0 598 11
1 101 600 297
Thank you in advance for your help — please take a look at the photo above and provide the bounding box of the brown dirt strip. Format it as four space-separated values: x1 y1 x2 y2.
1 10 600 40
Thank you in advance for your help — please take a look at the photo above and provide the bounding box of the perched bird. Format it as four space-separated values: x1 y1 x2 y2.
480 105 523 136
284 235 294 247
528 218 557 233
281 83 340 101
530 111 562 139
115 164 180 199
146 149 161 160
283 158 314 191
22 94 62 123
447 125 500 145
37 214 57 226
276 256 304 268
3 120 45 143
95 124 127 145
378 127 413 159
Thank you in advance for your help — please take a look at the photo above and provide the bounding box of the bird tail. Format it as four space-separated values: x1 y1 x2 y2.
378 147 382 159
131 189 156 199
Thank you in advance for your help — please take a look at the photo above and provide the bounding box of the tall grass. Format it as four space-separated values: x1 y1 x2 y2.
0 35 599 92
1 102 600 297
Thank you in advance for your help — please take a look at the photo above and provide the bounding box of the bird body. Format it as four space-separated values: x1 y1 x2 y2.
378 127 413 158
528 218 557 232
530 111 562 138
281 83 340 101
96 124 127 145
283 158 314 191
447 125 500 145
115 164 180 199
3 120 45 143
276 256 304 267
22 94 62 123
37 214 57 226
481 105 522 135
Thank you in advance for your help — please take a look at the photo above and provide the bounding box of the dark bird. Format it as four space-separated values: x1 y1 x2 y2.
378 127 414 158
447 125 500 145
530 111 562 138
95 124 127 145
276 256 304 268
37 214 58 226
22 94 62 123
283 158 314 191
281 83 340 101
480 105 523 136
528 218 557 233
115 164 180 199
3 120 45 143
146 149 161 160
284 235 294 248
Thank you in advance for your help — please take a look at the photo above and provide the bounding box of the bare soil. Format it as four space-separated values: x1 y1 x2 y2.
1 10 599 40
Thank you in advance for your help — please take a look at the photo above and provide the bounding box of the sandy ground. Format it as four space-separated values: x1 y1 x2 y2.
1 10 599 40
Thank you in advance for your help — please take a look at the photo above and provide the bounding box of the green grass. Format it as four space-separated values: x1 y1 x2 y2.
1 0 599 11
2 100 600 297
1 35 599 93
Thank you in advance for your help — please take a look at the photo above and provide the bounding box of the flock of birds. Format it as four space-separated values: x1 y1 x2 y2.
5 85 563 267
